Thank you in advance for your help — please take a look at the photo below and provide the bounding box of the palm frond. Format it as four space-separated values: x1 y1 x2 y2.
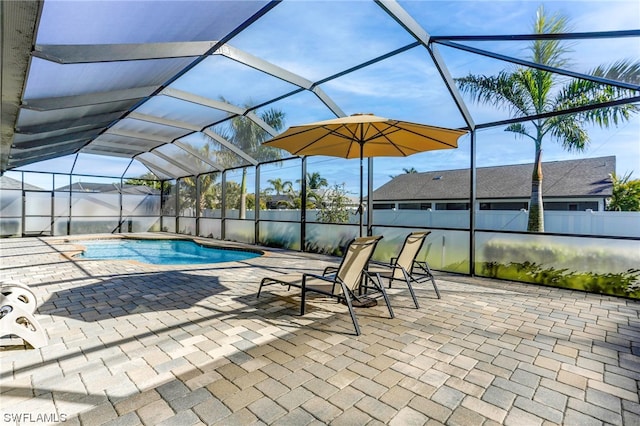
504 123 531 138
514 68 555 114
456 71 532 116
530 5 574 68
551 64 639 128
548 117 589 152
591 59 640 85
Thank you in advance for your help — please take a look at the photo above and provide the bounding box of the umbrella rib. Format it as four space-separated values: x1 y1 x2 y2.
324 124 362 156
364 122 459 155
276 125 347 155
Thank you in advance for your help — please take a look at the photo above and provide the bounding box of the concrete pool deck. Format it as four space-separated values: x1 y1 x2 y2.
1 233 639 425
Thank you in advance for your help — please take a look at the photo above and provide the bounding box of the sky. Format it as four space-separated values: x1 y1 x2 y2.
12 0 640 199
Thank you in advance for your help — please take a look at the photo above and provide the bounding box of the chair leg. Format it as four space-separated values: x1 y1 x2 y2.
431 275 441 299
301 276 307 316
399 270 420 309
421 262 441 299
339 282 361 336
257 279 264 298
372 274 394 319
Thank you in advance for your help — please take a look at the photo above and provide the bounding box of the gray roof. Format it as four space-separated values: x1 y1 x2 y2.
55 182 159 195
0 175 43 191
373 156 615 201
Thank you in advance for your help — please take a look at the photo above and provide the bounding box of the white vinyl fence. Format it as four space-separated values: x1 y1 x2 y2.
258 209 640 238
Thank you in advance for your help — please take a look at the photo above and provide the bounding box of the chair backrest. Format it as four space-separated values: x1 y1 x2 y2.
392 231 430 280
335 236 382 292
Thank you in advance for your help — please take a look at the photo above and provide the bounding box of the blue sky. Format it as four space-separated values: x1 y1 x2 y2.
244 0 640 197
15 0 640 198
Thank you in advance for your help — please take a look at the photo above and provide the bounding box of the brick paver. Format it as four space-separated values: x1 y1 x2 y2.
1 234 639 425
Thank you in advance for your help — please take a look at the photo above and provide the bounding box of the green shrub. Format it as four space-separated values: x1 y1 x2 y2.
480 260 640 299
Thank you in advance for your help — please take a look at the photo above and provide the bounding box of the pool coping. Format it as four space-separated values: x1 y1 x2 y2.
54 232 267 266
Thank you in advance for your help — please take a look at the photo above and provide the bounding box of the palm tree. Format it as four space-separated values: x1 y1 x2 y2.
181 172 220 214
124 172 163 190
389 167 419 179
217 104 286 218
266 177 293 196
607 172 640 212
298 171 329 208
455 6 639 232
264 177 294 209
306 171 328 189
174 143 220 214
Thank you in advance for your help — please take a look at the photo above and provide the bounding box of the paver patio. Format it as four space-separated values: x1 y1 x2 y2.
1 234 638 425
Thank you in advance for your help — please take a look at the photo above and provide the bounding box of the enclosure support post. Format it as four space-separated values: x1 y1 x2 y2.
195 173 201 237
221 171 226 240
469 130 477 276
118 177 123 233
255 165 261 245
175 179 179 234
301 157 307 252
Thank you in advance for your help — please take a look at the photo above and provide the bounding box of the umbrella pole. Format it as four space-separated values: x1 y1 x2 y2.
359 143 364 237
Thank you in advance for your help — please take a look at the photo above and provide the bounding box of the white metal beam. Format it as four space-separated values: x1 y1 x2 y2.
311 87 346 118
22 86 157 111
203 129 258 166
162 87 279 137
173 140 224 171
136 157 176 180
105 128 175 144
216 44 314 90
87 139 150 151
161 87 245 115
15 111 123 134
244 111 279 137
82 147 140 158
12 129 101 149
128 112 201 132
33 41 217 63
150 150 197 176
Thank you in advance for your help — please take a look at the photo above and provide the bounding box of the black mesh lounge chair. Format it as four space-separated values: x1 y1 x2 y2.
367 231 440 308
257 236 393 336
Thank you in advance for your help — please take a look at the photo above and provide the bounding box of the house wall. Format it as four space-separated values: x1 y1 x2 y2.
370 209 639 238
373 197 606 212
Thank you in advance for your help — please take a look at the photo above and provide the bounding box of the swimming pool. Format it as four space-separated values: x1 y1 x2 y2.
75 239 261 265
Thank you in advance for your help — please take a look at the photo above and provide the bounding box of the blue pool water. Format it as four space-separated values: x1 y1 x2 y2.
76 239 261 265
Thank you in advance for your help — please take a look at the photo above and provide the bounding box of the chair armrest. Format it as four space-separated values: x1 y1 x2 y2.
302 272 341 298
413 260 427 270
323 266 339 276
304 272 334 283
412 260 433 275
368 259 393 269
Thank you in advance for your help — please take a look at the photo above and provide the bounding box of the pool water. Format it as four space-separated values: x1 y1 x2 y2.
76 239 261 265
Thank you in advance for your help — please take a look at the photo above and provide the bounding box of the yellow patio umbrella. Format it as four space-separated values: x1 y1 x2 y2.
262 113 467 235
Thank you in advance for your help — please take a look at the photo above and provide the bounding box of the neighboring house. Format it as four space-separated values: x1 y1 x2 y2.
372 156 615 212
264 194 293 210
55 182 159 195
0 175 43 191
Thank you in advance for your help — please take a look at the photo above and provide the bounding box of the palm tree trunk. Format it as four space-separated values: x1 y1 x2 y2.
240 168 247 220
527 149 544 232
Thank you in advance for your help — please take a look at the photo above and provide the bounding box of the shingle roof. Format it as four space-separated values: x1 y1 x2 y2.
372 156 615 201
0 175 43 191
54 182 159 195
